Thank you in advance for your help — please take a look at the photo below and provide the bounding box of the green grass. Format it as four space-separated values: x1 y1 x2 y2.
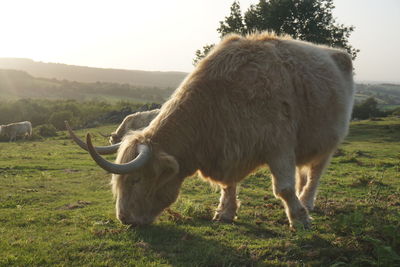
1 119 400 266
379 104 400 111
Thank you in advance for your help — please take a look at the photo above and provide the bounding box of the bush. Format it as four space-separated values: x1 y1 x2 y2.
0 99 154 130
35 124 58 137
48 111 73 130
392 107 400 116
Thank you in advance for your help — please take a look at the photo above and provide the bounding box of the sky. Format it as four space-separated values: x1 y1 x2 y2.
0 0 399 83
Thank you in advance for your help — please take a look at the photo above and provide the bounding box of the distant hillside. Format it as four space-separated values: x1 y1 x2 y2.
1 63 399 109
0 58 187 88
355 83 400 107
0 69 174 103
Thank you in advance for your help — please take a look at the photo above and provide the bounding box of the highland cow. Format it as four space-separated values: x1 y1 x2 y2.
67 33 354 228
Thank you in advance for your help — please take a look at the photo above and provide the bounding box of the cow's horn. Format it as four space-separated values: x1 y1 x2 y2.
65 121 120 155
99 132 111 138
86 133 151 174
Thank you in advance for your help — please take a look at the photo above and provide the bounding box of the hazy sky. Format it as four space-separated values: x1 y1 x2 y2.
1 0 399 83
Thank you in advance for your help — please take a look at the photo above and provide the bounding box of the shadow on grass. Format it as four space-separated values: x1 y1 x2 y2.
129 221 276 266
88 202 400 266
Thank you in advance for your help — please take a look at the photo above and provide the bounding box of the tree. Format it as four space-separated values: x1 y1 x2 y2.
48 110 73 130
217 1 247 36
193 44 215 66
194 0 359 65
352 97 386 120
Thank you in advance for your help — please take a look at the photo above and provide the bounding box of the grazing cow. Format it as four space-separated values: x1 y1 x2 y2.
0 121 32 142
106 109 160 144
67 33 354 228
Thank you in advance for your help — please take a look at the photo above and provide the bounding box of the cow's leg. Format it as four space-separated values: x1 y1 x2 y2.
213 183 240 223
298 154 332 211
295 166 308 196
269 155 310 228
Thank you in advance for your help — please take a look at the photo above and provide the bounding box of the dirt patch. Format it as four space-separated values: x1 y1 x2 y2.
333 148 345 157
59 200 92 210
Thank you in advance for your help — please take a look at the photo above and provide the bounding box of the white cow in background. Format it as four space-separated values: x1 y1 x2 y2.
107 109 160 144
0 121 32 142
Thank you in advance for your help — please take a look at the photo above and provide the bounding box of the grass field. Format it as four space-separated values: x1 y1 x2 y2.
1 118 399 266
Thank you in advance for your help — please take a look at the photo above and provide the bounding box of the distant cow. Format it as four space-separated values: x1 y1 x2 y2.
0 121 32 142
107 109 160 144
67 33 354 229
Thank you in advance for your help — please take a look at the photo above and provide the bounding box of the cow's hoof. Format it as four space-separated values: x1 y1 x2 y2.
290 219 311 230
289 207 312 230
289 215 312 230
212 212 234 223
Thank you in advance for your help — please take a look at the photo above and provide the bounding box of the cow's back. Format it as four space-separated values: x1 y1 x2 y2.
122 109 160 132
273 39 354 163
149 33 354 182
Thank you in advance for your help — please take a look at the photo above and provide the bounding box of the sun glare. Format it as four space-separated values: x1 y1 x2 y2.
0 0 399 81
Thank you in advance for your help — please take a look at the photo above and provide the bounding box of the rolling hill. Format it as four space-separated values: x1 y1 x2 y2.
0 69 174 103
355 83 400 106
0 58 187 88
0 58 399 109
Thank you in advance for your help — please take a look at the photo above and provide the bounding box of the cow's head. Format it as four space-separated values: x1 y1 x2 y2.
98 132 122 145
106 134 181 225
109 132 120 145
98 132 121 145
65 121 181 226
0 125 9 136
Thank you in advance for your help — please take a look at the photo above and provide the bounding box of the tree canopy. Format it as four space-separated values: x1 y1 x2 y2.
194 0 358 65
352 97 387 120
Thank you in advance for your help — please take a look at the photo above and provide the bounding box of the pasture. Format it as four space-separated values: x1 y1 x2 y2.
1 118 399 266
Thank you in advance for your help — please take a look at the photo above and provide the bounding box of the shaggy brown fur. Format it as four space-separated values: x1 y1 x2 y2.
110 32 354 227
